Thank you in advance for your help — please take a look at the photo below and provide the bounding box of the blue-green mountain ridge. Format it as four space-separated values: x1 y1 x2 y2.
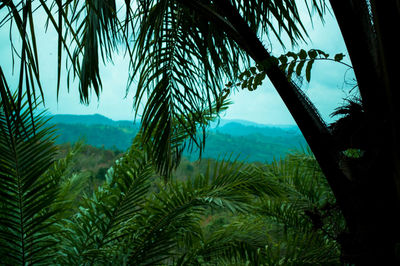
49 114 306 162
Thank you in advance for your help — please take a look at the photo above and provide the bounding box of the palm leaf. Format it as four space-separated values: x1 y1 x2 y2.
0 92 60 265
43 142 90 221
254 150 344 265
177 216 271 265
137 97 231 179
127 158 282 265
130 0 241 177
75 0 120 103
263 230 340 265
54 144 153 265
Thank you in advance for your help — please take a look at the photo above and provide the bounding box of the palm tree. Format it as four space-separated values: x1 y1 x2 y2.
1 0 400 264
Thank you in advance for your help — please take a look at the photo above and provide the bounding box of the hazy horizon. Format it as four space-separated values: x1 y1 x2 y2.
48 112 301 127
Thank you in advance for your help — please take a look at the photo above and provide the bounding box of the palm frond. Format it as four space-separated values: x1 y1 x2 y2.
259 152 340 231
253 151 345 265
137 97 231 179
1 0 121 112
54 144 153 265
263 230 340 265
127 158 282 265
74 0 120 103
128 0 245 178
39 0 120 103
0 92 60 265
177 216 270 265
0 2 43 119
43 142 90 221
231 0 326 47
0 0 328 116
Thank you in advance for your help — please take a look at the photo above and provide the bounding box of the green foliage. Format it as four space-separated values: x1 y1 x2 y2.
278 49 347 83
41 142 90 222
255 150 345 265
232 49 349 91
177 216 271 265
227 65 267 91
0 94 60 264
0 95 343 265
136 99 231 179
56 143 124 181
54 146 154 265
50 147 283 265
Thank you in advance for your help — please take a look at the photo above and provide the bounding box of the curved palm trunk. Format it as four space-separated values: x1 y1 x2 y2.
182 0 400 264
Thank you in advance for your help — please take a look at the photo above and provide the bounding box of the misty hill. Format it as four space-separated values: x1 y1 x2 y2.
49 113 137 128
49 114 306 162
50 114 116 125
186 131 305 162
210 118 299 130
54 123 138 151
212 122 300 137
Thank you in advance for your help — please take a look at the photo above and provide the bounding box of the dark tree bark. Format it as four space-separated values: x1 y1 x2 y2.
329 0 400 264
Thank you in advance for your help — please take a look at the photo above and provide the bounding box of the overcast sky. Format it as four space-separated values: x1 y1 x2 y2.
0 2 355 125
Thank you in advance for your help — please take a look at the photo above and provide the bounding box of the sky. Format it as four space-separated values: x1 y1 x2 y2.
0 2 355 126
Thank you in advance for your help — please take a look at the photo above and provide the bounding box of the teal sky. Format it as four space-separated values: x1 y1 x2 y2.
0 3 355 125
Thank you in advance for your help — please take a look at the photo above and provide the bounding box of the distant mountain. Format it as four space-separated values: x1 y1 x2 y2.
49 114 306 162
186 131 306 162
210 118 298 129
54 123 138 151
213 122 299 137
49 113 137 128
49 114 116 125
50 114 299 133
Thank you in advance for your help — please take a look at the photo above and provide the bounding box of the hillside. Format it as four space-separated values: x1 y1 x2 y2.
211 121 300 137
49 114 306 162
49 113 137 127
187 131 305 162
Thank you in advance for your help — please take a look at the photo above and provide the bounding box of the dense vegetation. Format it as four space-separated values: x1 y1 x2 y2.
0 100 344 265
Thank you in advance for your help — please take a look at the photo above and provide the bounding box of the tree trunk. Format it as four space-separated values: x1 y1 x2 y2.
330 0 400 264
200 0 400 264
